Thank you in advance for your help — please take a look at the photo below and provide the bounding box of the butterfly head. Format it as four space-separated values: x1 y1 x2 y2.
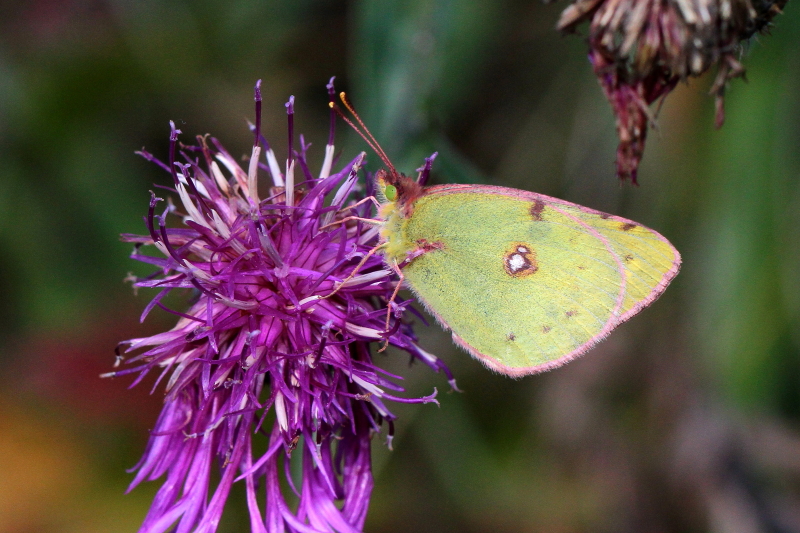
376 169 423 214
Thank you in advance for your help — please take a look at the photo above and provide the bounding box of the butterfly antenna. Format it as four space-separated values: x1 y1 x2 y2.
337 92 399 178
329 103 383 163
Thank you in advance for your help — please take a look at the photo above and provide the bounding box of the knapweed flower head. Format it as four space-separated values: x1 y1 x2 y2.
110 79 454 533
555 0 788 183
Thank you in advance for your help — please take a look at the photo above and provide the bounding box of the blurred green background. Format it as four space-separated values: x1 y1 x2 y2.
1 1 800 532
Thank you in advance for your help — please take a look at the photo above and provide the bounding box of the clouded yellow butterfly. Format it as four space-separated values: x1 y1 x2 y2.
376 170 680 376
333 93 681 377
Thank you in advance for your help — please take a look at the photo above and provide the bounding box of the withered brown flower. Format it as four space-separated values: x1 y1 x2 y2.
556 0 787 183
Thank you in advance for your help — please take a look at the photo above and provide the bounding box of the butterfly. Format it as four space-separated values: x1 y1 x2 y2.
332 94 681 377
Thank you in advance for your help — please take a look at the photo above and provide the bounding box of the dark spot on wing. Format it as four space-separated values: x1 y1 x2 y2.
600 213 611 219
530 200 546 221
414 239 445 252
620 222 637 231
399 239 445 268
624 254 634 262
542 325 552 333
503 243 538 278
507 333 516 341
565 310 577 318
577 265 586 270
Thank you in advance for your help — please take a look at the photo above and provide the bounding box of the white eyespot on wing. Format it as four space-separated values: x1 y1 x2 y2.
503 242 538 278
508 253 527 273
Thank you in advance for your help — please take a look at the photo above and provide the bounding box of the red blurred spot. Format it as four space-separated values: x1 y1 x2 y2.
14 305 165 429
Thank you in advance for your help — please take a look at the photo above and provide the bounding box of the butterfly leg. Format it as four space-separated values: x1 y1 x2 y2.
322 242 387 299
377 240 444 351
378 260 405 353
344 195 381 212
319 215 383 231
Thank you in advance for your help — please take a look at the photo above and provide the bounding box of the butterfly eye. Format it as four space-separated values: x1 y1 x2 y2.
384 184 397 202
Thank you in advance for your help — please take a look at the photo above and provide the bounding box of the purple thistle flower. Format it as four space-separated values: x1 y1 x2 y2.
109 78 454 533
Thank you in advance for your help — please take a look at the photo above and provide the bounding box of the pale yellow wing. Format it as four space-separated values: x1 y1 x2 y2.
384 184 680 376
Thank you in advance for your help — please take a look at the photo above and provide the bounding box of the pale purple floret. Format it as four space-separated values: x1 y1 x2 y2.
111 78 455 533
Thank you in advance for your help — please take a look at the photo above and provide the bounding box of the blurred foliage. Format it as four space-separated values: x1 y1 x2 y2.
1 0 799 532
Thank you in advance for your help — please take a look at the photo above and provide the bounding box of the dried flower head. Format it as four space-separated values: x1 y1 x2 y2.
556 0 788 183
109 79 454 533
